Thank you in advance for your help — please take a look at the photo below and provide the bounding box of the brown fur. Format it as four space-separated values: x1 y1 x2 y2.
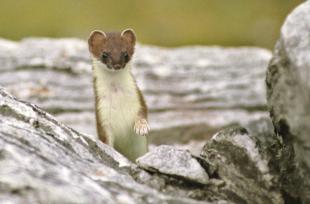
88 30 135 70
92 75 107 143
89 29 148 146
135 79 148 120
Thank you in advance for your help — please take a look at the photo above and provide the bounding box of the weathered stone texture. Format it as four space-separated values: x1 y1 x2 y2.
266 1 310 203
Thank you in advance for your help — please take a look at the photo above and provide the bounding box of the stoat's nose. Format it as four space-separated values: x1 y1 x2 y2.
113 64 121 69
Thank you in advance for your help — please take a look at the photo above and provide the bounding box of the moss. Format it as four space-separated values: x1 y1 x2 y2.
0 104 29 123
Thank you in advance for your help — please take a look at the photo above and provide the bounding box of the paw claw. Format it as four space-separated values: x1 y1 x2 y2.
134 118 150 136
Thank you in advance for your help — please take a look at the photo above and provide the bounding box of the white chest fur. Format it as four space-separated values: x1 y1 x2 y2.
92 59 140 145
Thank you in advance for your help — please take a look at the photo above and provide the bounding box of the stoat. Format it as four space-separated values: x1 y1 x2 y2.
88 28 150 161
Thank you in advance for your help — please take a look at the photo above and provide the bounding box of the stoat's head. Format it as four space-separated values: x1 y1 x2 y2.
88 28 136 71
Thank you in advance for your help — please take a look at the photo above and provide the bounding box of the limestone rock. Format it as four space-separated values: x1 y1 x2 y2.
137 145 209 184
200 126 283 204
0 87 215 204
0 86 284 204
266 1 310 203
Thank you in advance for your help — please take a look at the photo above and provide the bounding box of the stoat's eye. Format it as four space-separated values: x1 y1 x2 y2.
101 52 109 60
122 51 129 62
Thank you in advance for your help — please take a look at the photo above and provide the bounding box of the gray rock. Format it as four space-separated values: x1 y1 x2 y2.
266 1 310 203
0 86 284 204
0 84 294 204
0 87 217 204
0 38 271 149
137 145 209 184
200 126 284 204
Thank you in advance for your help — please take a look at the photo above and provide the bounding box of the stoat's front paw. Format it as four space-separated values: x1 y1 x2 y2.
134 118 150 136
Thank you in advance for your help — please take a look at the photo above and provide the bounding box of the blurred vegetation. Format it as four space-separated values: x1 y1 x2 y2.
0 0 302 48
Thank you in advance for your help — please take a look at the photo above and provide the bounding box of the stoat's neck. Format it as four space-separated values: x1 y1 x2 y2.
92 57 137 96
92 57 133 82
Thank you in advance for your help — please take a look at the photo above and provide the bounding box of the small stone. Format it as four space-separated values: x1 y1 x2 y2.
137 145 209 185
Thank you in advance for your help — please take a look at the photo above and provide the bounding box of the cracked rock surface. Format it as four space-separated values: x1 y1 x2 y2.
266 1 310 203
0 87 287 204
200 125 283 204
0 88 215 204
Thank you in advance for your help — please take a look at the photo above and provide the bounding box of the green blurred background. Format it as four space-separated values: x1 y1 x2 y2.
0 0 302 48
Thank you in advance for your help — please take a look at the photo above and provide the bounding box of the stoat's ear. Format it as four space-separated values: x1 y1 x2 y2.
88 30 107 56
121 28 136 46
